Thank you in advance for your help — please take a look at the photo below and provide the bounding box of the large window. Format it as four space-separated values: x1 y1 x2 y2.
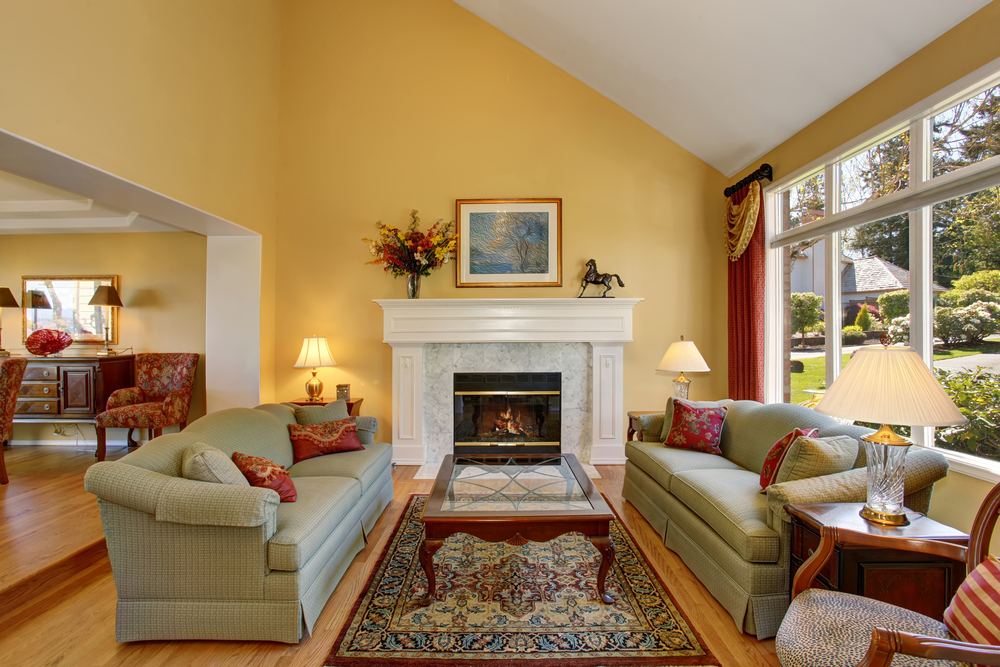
766 63 1000 479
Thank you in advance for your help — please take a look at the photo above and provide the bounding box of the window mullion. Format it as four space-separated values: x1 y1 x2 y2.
824 163 842 390
909 116 935 447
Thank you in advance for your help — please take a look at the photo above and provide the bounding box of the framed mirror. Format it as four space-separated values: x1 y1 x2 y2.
22 275 119 345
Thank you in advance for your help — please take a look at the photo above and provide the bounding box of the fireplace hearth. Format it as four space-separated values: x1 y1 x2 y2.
454 372 561 456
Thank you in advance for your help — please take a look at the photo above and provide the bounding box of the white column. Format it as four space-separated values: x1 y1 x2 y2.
590 342 626 464
390 342 425 464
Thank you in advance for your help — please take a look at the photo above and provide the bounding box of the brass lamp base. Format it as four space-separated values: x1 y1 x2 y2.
0 349 9 358
305 370 324 402
860 506 910 526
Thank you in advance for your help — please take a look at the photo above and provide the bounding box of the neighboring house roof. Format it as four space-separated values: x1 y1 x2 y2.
841 257 947 294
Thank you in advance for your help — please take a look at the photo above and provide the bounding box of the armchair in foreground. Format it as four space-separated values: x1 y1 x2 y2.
0 357 27 484
776 479 1000 666
95 353 199 461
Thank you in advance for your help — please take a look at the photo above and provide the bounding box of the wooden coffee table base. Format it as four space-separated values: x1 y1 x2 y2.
416 522 616 607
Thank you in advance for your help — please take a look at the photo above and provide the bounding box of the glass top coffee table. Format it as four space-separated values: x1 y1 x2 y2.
417 453 616 606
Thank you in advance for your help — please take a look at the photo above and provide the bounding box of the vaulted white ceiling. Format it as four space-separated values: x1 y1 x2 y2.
453 0 994 177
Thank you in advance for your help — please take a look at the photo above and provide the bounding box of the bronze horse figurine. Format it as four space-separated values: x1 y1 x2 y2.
579 259 624 297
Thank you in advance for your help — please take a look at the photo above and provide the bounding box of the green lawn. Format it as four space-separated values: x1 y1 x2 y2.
789 342 1000 405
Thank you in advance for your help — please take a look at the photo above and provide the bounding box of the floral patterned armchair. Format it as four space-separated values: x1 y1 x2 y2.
95 353 199 461
1 357 27 484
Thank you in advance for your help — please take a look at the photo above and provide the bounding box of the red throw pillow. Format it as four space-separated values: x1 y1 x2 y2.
232 452 297 502
664 399 728 455
944 556 1000 654
288 417 365 464
759 428 819 492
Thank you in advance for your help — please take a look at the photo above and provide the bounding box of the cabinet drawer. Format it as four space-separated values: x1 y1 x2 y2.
24 365 57 380
16 399 58 415
18 383 58 398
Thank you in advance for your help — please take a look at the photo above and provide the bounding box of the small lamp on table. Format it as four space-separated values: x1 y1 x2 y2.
814 343 966 526
656 336 710 400
293 336 337 402
88 285 123 357
0 287 19 357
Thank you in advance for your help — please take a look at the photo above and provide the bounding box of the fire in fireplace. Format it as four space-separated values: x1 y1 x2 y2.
453 372 561 456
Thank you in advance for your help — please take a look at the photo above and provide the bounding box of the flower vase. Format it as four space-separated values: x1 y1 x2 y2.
406 272 421 299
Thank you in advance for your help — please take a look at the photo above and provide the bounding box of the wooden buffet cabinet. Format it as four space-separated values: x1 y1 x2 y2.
13 355 135 424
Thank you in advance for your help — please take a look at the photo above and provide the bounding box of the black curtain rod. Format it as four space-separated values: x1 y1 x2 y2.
724 163 773 197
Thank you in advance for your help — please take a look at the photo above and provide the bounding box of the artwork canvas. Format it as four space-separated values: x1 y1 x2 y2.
456 199 561 287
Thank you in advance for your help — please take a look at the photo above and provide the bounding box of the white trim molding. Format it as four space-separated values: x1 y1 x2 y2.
375 298 642 465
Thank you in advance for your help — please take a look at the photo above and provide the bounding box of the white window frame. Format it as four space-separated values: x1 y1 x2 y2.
763 55 1000 483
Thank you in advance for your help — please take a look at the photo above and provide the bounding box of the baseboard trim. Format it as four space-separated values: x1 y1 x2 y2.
0 538 107 619
7 439 129 447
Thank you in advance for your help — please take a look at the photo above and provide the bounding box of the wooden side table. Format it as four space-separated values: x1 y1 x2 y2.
288 397 363 416
787 503 968 620
626 410 661 441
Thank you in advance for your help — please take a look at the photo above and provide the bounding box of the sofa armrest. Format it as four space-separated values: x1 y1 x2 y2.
356 416 377 445
85 461 279 528
637 413 665 443
766 446 951 528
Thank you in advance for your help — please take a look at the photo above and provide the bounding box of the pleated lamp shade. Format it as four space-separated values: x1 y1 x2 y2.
656 339 710 373
294 336 337 369
815 346 965 427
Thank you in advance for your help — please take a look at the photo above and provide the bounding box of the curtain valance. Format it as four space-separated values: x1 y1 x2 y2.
726 180 761 261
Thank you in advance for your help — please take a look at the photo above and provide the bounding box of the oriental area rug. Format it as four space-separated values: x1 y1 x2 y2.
326 495 718 667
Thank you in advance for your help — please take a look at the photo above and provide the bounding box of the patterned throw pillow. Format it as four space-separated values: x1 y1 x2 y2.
772 435 858 486
664 399 728 455
181 442 249 486
944 556 1000 650
659 396 727 442
288 417 365 464
232 451 297 502
759 428 819 493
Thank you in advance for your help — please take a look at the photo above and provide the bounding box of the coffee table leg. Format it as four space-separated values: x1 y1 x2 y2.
590 536 616 603
417 538 444 606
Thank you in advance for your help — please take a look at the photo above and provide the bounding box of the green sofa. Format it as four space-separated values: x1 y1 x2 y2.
83 402 393 643
622 400 949 640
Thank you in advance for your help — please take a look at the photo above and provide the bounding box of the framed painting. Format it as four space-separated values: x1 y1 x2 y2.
456 198 562 288
22 275 119 345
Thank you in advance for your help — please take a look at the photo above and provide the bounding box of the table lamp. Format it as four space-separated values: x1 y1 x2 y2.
88 285 123 356
26 290 52 333
815 343 966 526
0 287 19 357
293 336 337 402
656 336 710 399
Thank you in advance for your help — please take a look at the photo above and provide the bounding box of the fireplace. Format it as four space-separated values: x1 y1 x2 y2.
454 372 561 456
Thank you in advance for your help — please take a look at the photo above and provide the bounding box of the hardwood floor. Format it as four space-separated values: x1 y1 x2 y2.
0 446 779 666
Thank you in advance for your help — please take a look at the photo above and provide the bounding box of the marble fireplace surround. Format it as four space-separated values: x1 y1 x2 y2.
375 298 642 466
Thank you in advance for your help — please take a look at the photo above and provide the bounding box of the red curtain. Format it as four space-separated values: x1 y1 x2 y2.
727 184 765 402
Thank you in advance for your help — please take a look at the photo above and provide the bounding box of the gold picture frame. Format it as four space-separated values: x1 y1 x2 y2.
22 275 119 345
455 198 562 288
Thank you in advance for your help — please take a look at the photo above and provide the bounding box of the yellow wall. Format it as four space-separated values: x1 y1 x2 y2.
0 232 208 441
0 0 282 401
276 0 730 433
742 1 1000 534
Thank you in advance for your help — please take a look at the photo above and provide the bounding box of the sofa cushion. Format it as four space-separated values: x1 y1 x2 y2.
759 428 819 492
292 400 350 425
181 442 249 486
625 440 745 493
268 475 362 571
288 441 393 494
664 400 728 454
660 396 731 442
184 407 297 469
670 468 779 563
773 435 858 486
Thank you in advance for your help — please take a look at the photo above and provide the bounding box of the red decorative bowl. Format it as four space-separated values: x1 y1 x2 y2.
25 329 73 356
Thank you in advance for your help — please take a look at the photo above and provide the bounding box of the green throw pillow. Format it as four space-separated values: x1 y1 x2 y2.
659 396 727 442
293 399 350 425
773 435 859 485
181 442 249 486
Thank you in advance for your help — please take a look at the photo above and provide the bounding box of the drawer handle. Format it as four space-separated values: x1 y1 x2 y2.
43 387 50 394
807 548 814 557
43 370 50 377
44 404 51 411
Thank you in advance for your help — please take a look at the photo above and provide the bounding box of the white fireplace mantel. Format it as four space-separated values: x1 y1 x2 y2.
375 298 642 465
